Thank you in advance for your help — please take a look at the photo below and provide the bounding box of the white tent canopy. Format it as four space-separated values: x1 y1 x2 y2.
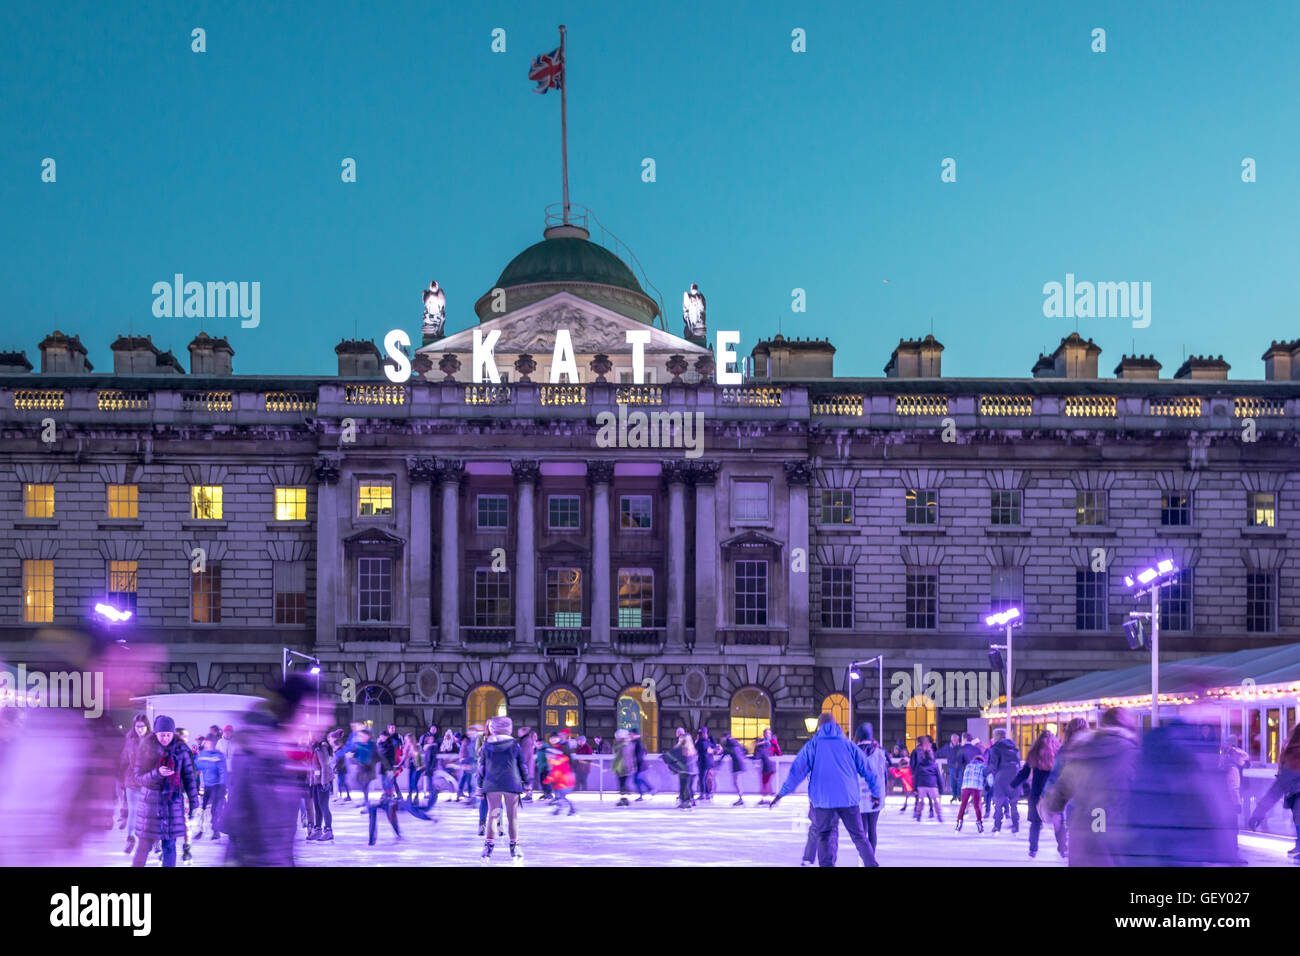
129 692 265 735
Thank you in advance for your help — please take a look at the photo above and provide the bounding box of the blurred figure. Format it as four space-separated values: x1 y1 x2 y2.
718 732 748 806
223 676 314 866
1011 730 1061 858
855 724 890 848
985 728 1023 834
755 728 782 805
936 733 962 802
1123 720 1239 866
543 733 577 815
194 734 228 842
1248 723 1300 859
130 715 199 867
1040 707 1139 866
629 730 652 801
120 713 150 855
1219 734 1250 826
663 728 695 809
307 731 335 843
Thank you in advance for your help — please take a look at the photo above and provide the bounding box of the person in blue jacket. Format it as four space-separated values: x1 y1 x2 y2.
770 712 883 866
193 735 228 840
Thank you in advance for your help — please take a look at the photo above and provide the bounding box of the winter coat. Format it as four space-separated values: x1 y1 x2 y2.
954 742 981 781
720 738 747 773
543 745 575 790
985 738 1023 797
130 735 199 842
910 749 943 789
477 735 529 794
1041 726 1140 867
755 737 781 773
223 714 300 866
663 743 691 775
311 741 336 788
778 721 882 809
960 759 987 791
1219 746 1250 805
1251 765 1300 820
696 735 717 772
120 732 148 790
194 748 228 788
857 741 890 812
1010 763 1051 806
631 738 647 773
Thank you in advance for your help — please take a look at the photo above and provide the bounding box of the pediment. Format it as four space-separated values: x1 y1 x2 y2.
343 527 406 547
418 291 709 357
720 530 784 551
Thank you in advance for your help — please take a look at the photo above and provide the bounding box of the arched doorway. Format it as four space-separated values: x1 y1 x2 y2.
353 684 394 732
616 684 658 752
730 687 772 747
905 695 937 751
822 693 850 731
542 686 582 740
465 684 507 729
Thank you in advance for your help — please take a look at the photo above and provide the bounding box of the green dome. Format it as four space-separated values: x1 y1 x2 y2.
495 235 645 295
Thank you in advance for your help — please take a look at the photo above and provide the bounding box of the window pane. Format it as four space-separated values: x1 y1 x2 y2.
820 489 853 525
617 569 653 627
820 566 853 628
1247 493 1276 528
275 487 307 521
730 688 771 744
1075 570 1108 630
906 569 937 629
1160 492 1192 527
734 560 768 626
1075 491 1106 526
476 495 509 529
273 560 307 624
23 483 54 518
1246 571 1276 633
358 557 393 622
990 490 1021 526
358 483 393 516
733 482 768 521
620 495 652 529
546 568 583 625
548 495 581 530
1158 568 1193 631
107 484 138 519
108 560 138 614
905 489 938 525
192 562 222 623
191 485 223 520
474 569 512 626
22 560 53 623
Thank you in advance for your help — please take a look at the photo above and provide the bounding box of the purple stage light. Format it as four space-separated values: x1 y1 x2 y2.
93 602 132 623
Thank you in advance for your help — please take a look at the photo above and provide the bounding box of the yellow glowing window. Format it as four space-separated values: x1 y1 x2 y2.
191 485 223 520
275 487 307 521
822 693 850 729
358 483 393 516
23 559 53 623
108 560 138 614
23 484 54 518
466 684 507 728
107 484 139 518
905 695 937 751
730 687 772 745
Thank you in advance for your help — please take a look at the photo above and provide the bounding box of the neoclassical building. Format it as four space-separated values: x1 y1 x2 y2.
1 217 1298 750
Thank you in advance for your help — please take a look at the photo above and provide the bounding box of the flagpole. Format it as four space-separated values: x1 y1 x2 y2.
559 24 569 224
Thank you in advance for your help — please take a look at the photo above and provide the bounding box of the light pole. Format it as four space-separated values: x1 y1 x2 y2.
1124 559 1178 730
283 648 322 726
849 657 883 741
985 607 1022 739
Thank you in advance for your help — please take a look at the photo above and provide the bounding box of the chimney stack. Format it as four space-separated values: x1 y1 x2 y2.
335 339 383 378
0 350 33 374
1263 339 1299 381
884 334 944 378
38 331 93 373
749 334 835 379
1050 333 1101 378
188 332 235 375
110 334 183 374
1114 354 1162 380
1173 355 1230 381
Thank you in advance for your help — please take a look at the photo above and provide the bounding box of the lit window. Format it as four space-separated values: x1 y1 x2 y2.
820 489 853 525
22 559 53 623
191 485 223 520
822 693 850 729
358 557 393 622
1161 492 1192 527
734 560 768 626
905 489 938 525
1075 570 1107 630
1247 492 1276 528
619 495 652 530
906 568 938 629
617 685 658 751
107 560 138 615
273 561 307 624
617 569 653 627
466 684 507 727
990 490 1021 526
275 487 307 521
192 562 222 623
546 568 583 626
1075 490 1107 526
476 495 509 530
544 688 581 737
23 483 54 518
905 696 937 751
733 481 769 521
548 495 581 530
358 483 393 517
820 567 853 628
730 687 771 744
474 569 511 626
106 484 138 519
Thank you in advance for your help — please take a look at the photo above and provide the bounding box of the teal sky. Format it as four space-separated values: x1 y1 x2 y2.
2 0 1297 378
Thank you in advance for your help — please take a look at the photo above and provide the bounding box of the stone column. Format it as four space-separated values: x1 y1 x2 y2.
664 460 689 646
512 459 540 644
435 458 463 646
784 459 813 648
690 461 720 646
587 460 615 643
313 455 341 649
405 457 436 644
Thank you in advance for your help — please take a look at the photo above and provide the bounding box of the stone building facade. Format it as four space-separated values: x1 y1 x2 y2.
1 229 1298 749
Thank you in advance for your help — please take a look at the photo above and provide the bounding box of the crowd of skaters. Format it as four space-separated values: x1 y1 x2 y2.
108 676 1300 867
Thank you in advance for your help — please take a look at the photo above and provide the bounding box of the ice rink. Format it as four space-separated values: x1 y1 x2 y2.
83 792 1298 868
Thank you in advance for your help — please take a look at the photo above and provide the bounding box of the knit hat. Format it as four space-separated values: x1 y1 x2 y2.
153 715 176 734
675 727 686 737
488 716 513 736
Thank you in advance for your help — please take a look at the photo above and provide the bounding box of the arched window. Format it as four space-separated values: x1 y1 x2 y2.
542 686 582 740
730 687 772 746
822 693 850 730
466 684 507 729
616 684 659 752
353 684 395 732
905 695 936 751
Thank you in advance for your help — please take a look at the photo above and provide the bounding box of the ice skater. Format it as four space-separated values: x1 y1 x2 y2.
476 715 527 862
755 728 782 805
910 735 944 823
664 728 696 809
985 728 1023 834
543 734 577 815
955 749 987 833
718 732 748 806
129 715 199 867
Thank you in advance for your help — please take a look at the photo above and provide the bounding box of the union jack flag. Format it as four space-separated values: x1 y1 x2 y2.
528 46 564 93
